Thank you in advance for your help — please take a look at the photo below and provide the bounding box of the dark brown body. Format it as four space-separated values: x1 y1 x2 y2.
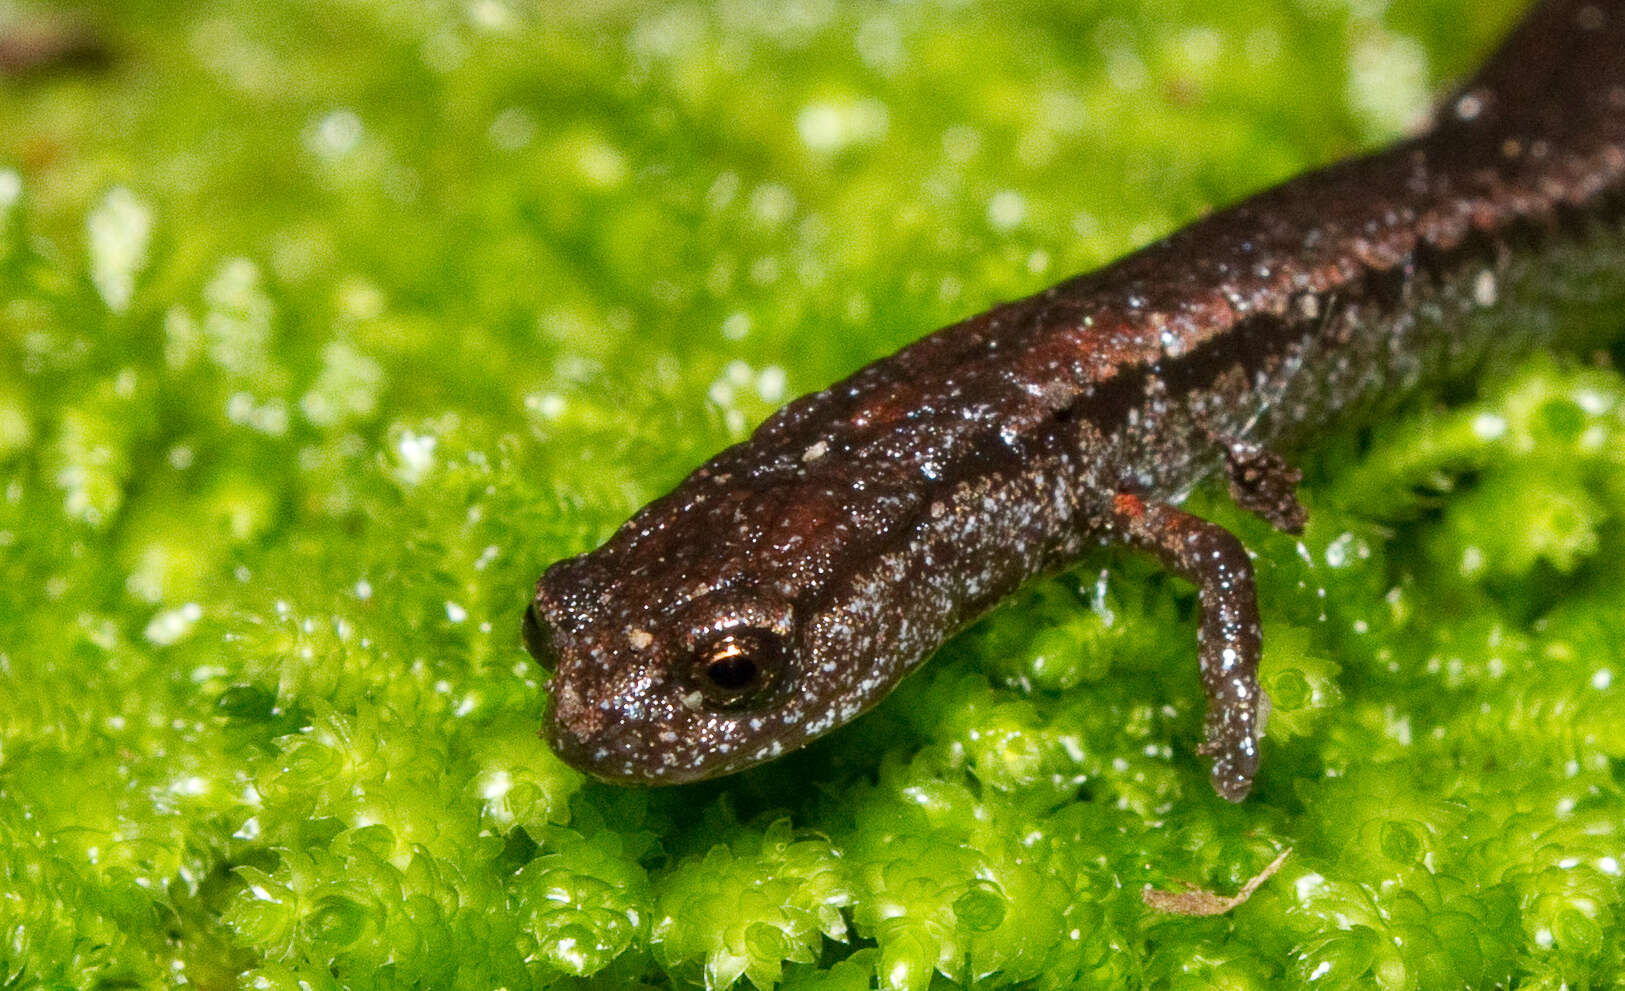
529 0 1625 800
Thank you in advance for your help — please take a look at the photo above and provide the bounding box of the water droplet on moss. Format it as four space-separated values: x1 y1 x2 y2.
952 883 1006 933
308 894 368 947
1378 820 1424 865
1271 669 1311 711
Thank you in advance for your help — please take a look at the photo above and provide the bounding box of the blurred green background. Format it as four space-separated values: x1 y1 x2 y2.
9 0 1625 988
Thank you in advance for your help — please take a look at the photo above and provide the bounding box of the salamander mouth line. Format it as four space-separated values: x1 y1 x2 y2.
531 0 1625 802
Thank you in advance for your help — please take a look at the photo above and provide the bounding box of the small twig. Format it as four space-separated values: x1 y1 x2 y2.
0 18 110 78
1141 846 1292 916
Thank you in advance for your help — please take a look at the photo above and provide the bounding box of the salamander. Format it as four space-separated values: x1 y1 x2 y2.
526 0 1625 801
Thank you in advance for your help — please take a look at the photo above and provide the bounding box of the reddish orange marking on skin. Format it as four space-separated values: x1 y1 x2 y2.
1113 493 1146 518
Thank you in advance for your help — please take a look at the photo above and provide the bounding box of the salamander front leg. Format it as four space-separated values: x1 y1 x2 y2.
1106 493 1264 802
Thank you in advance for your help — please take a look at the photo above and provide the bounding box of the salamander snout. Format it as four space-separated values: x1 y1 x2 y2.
521 601 558 671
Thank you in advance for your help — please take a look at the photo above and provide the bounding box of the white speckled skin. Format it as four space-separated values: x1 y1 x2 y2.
530 0 1625 800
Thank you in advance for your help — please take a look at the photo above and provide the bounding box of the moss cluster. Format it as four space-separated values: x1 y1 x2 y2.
5 0 1625 988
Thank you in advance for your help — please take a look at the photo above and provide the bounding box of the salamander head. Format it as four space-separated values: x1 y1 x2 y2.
525 569 805 782
525 479 906 784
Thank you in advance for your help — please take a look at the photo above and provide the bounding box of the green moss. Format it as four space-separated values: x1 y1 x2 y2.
6 0 1625 988
652 819 853 988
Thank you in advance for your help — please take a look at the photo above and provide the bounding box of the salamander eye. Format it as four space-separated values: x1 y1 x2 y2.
523 603 558 671
690 629 786 709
